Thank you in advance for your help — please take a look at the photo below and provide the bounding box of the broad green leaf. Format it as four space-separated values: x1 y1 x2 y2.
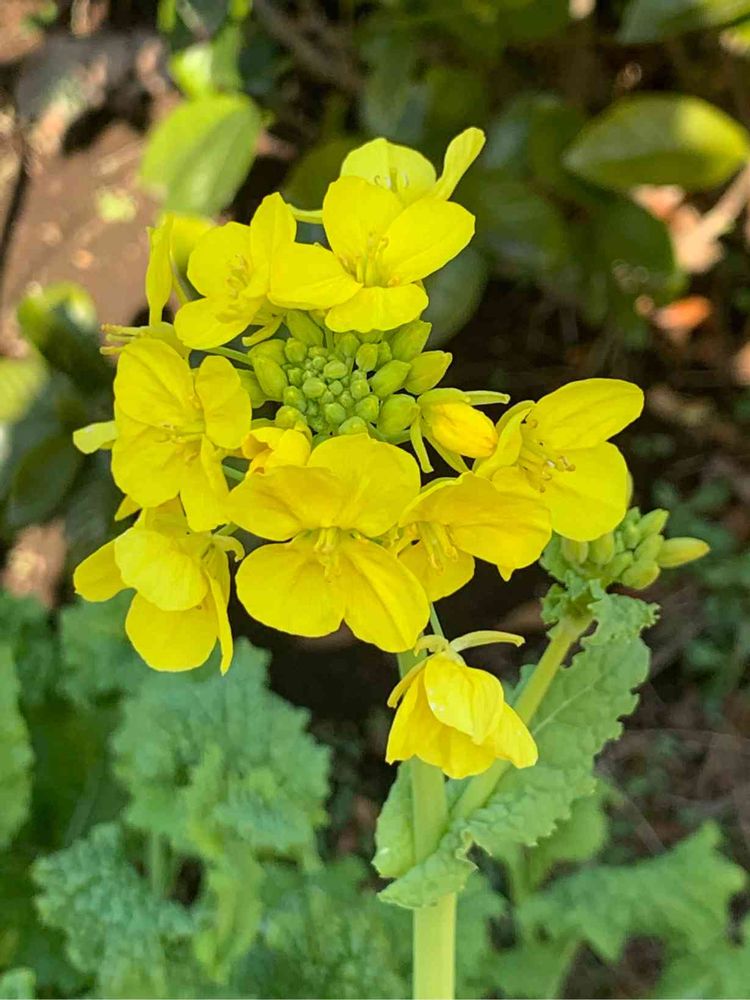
519 823 745 962
0 646 34 849
564 94 750 192
492 937 578 1000
169 23 243 98
619 0 750 43
423 247 488 346
526 780 610 888
360 30 427 145
5 433 83 530
0 356 46 424
655 915 750 998
282 137 362 211
140 94 263 215
0 590 57 706
0 968 36 1000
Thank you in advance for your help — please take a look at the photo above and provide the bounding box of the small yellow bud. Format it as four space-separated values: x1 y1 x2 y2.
635 534 663 563
237 371 266 408
339 416 368 434
252 356 287 401
607 551 634 579
356 344 379 372
405 351 452 395
561 538 589 565
657 537 710 568
389 320 431 361
336 333 360 358
250 338 286 364
284 338 307 364
355 395 380 422
621 561 660 590
588 532 616 567
377 395 419 437
285 309 324 346
420 392 497 459
369 360 411 397
638 508 669 538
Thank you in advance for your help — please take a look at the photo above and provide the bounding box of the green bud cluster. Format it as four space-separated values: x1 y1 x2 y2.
248 316 451 439
558 507 710 591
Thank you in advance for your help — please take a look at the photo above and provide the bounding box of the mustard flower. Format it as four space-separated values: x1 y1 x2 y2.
269 176 475 334
228 434 430 652
241 425 311 473
111 339 251 531
475 379 644 541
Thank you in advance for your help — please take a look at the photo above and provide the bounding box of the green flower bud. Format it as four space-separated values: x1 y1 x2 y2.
283 386 307 411
329 380 344 397
311 355 326 372
284 338 308 364
607 551 634 579
253 356 287 400
287 366 303 387
561 538 589 565
350 376 370 401
355 395 380 423
369 359 411 398
324 402 347 426
309 345 327 358
321 389 334 405
588 532 616 567
376 342 392 367
405 350 452 395
306 401 319 417
339 390 353 409
323 359 349 380
622 521 641 549
389 319 431 361
638 508 669 538
635 534 663 563
621 561 660 590
250 339 286 364
309 414 325 433
236 371 266 408
657 537 710 569
286 309 324 346
377 394 419 436
276 405 302 428
339 416 367 435
356 344 379 372
303 376 326 400
336 333 360 359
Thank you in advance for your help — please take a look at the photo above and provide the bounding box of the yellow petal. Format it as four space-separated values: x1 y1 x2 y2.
473 404 529 478
195 355 252 449
386 660 426 708
484 467 552 571
323 176 403 262
269 243 361 310
115 495 140 521
204 552 233 674
174 295 261 350
381 199 475 284
249 192 296 266
146 217 173 324
532 378 644 451
180 439 230 532
73 540 125 601
111 420 184 508
423 655 505 742
187 221 253 298
431 127 486 201
386 672 443 764
485 703 538 768
308 435 421 536
398 538 475 602
542 441 630 541
115 339 194 426
227 464 344 538
235 537 345 637
126 594 217 671
73 420 117 454
114 526 207 611
326 284 427 334
338 536 429 652
243 427 311 471
341 138 436 205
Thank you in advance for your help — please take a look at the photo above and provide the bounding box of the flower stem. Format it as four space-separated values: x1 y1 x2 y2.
397 648 456 999
207 346 255 367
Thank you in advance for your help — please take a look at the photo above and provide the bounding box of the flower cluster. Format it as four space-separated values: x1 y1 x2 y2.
73 126 645 778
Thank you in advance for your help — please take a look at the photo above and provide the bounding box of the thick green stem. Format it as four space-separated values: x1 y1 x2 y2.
207 346 255 367
397 649 456 1000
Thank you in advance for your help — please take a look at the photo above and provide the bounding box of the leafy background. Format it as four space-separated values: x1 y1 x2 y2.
2 0 750 997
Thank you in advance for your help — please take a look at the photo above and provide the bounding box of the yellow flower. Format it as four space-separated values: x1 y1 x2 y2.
269 176 475 334
241 425 311 473
111 339 251 531
475 379 644 542
228 434 429 652
386 651 537 779
73 504 242 672
415 388 499 472
174 193 295 349
396 471 551 599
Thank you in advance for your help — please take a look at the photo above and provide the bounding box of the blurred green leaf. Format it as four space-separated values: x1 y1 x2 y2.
564 94 750 192
0 968 35 1000
282 137 361 211
423 247 489 346
526 781 610 888
0 592 56 707
619 0 750 43
5 434 83 531
169 23 243 98
493 937 578 1000
655 914 750 997
0 647 34 850
360 31 427 144
721 15 750 53
497 0 570 41
63 453 121 570
0 357 47 425
140 94 263 215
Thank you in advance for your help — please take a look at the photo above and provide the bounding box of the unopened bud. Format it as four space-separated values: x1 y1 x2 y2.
355 395 380 422
378 395 419 437
250 339 286 364
370 360 411 397
607 551 634 579
657 537 710 568
389 320 431 361
635 534 663 563
621 561 660 590
638 508 669 538
253 356 287 400
302 376 326 400
329 381 343 397
324 402 347 426
336 333 360 358
561 538 589 565
420 392 497 459
276 404 303 428
405 351 452 395
284 338 307 364
323 359 348 380
622 521 641 549
286 310 324 346
356 344 379 372
237 371 266 408
283 386 306 411
350 375 370 400
588 532 616 567
339 416 367 435
377 342 392 367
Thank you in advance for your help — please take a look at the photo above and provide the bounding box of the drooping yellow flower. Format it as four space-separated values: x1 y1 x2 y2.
174 193 295 349
269 176 475 334
73 504 242 672
396 471 551 599
228 434 429 651
386 650 537 779
475 379 644 542
241 425 311 473
111 339 251 531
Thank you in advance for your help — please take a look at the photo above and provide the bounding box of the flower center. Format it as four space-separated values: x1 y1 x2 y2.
517 419 576 492
416 521 459 571
340 233 394 288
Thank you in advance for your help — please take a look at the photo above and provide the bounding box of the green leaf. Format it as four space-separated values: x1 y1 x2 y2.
526 780 610 888
113 639 330 864
0 647 34 850
655 915 750 998
360 30 427 145
0 357 46 424
564 94 750 192
0 591 57 706
492 937 578 1000
619 0 750 43
140 94 263 215
62 455 122 570
169 23 243 99
0 968 36 1000
4 433 83 531
282 137 362 211
32 823 199 998
423 247 488 346
518 823 746 962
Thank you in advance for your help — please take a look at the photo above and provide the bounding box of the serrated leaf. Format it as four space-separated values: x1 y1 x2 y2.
619 0 750 43
492 937 577 1000
0 590 57 705
655 915 750 998
526 780 611 888
140 94 263 215
518 823 746 962
0 647 34 849
564 94 750 192
0 968 36 999
113 639 330 864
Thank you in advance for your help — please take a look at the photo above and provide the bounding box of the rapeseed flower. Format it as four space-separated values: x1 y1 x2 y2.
73 503 241 672
475 379 644 541
241 425 311 472
228 434 429 651
386 649 537 779
175 193 295 349
111 339 251 531
270 176 475 334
